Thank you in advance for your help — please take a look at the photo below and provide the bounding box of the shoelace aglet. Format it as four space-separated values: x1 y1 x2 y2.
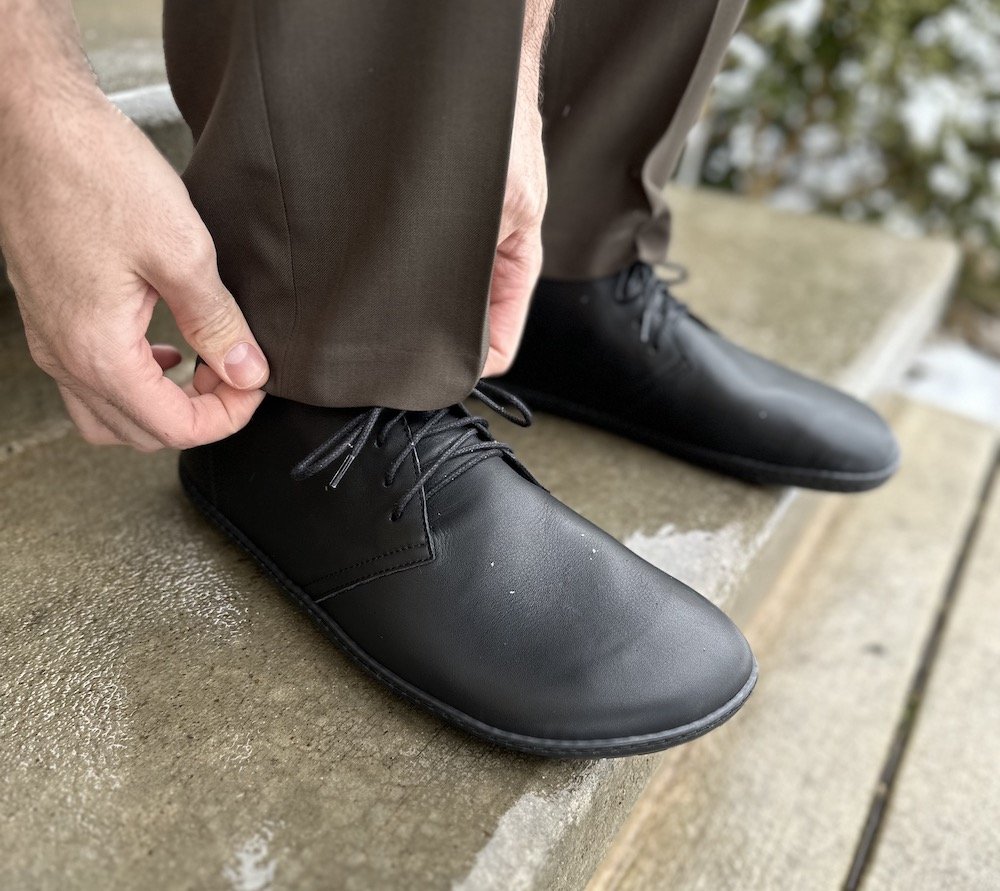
326 447 357 490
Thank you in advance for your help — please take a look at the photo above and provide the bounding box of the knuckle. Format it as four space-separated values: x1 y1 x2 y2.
153 426 187 450
159 229 218 284
27 342 60 376
185 302 242 349
184 233 218 274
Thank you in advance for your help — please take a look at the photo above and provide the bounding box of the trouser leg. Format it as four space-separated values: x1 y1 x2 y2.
163 1 525 410
540 0 747 279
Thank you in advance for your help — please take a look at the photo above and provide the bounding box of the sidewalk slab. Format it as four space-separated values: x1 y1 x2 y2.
588 401 998 891
863 456 1000 891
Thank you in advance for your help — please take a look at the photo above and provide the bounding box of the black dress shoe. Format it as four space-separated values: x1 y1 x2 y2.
179 383 756 758
499 263 900 492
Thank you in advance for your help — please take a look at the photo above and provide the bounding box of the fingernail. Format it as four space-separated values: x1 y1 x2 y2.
224 342 268 388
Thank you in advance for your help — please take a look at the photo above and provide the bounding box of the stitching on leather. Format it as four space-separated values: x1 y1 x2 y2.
309 416 435 598
313 549 434 602
306 541 428 584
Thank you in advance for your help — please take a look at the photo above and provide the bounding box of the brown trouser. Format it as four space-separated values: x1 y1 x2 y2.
164 0 746 410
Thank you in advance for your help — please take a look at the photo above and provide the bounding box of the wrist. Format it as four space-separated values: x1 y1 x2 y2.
0 78 111 242
0 3 104 135
0 61 105 128
519 0 554 110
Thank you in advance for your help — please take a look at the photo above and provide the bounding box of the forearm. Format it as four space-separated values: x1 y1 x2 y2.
0 0 102 117
0 1 113 246
520 0 556 106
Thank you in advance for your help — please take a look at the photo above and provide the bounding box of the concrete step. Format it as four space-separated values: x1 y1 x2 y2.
863 451 1000 890
74 0 165 93
0 182 959 889
587 399 1000 890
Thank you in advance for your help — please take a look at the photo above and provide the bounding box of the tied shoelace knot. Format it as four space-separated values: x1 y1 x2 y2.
289 381 536 521
615 261 690 348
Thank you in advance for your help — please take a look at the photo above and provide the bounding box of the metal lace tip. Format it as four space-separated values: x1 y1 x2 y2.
326 449 356 490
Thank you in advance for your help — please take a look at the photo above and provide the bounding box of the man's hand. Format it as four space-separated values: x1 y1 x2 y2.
481 0 554 378
0 2 268 451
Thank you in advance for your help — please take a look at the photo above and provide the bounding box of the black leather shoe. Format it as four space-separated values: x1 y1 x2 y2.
499 263 900 491
179 383 756 758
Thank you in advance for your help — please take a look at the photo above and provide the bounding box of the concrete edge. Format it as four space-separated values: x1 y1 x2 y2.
109 83 179 125
842 241 962 398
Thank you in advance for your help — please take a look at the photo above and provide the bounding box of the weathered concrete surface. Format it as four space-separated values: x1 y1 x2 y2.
588 401 998 891
0 190 959 889
863 460 1000 891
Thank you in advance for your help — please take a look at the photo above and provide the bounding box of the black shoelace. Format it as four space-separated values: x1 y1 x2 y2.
614 261 690 348
289 381 537 521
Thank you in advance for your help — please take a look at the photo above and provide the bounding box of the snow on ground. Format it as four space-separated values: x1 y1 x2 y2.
898 336 1000 429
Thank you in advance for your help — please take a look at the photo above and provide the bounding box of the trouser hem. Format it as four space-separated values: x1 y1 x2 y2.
264 345 485 411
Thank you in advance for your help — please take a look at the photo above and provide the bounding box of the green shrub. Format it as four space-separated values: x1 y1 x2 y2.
698 0 1000 306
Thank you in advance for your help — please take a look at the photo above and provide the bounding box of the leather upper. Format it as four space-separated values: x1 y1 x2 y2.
180 393 754 742
500 266 900 483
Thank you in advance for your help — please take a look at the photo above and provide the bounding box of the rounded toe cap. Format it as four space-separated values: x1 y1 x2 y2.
803 392 900 490
636 581 756 735
535 571 757 746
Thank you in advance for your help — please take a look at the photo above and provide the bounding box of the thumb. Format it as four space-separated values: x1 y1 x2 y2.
149 244 270 391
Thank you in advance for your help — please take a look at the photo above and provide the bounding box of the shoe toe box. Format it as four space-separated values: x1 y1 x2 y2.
672 324 901 489
328 475 756 751
778 383 900 488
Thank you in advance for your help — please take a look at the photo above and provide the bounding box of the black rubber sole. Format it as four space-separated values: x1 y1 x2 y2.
502 385 899 493
180 466 758 759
